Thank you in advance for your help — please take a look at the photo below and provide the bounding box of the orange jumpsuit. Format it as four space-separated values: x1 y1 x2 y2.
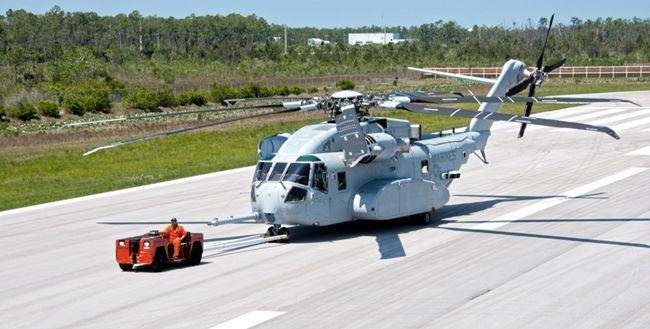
163 224 187 257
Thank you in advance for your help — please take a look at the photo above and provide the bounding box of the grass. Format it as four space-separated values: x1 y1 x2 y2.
1 78 648 211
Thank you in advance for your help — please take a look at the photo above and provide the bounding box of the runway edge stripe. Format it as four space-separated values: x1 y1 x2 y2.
472 167 649 230
0 166 254 218
209 311 285 329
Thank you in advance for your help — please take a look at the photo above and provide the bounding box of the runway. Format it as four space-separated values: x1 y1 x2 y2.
1 91 650 328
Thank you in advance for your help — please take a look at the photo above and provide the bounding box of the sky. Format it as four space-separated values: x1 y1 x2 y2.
0 0 648 28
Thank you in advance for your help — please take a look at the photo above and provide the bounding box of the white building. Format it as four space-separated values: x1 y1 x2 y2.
308 38 330 46
348 33 401 45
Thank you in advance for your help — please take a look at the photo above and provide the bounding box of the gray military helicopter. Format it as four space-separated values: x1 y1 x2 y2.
88 15 635 242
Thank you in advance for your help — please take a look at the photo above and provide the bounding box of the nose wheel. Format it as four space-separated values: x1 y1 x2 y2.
265 224 291 243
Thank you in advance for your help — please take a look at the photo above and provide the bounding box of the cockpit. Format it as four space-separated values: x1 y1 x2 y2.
253 160 328 203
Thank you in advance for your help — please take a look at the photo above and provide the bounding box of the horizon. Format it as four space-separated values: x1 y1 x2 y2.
1 0 648 29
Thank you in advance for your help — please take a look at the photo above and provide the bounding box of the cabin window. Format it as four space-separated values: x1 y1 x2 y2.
268 162 287 181
254 161 272 181
284 186 307 203
337 171 347 190
283 163 310 186
312 163 328 193
421 160 429 176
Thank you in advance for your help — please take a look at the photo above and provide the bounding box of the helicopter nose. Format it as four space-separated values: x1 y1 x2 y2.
253 182 311 225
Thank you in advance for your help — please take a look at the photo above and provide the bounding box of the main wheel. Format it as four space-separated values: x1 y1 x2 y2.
188 244 203 266
421 212 431 225
119 263 133 271
412 212 431 225
278 227 291 243
150 249 166 272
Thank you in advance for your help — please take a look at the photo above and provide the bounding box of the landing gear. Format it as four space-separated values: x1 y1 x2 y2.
411 211 432 225
265 224 291 243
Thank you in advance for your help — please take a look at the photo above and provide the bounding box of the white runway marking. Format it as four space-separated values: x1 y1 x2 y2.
472 167 648 231
210 311 285 329
583 109 650 126
491 107 596 131
611 116 650 131
627 146 650 156
550 109 650 133
501 108 625 134
0 166 254 217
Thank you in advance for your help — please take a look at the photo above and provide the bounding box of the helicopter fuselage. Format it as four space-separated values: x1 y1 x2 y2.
251 118 489 227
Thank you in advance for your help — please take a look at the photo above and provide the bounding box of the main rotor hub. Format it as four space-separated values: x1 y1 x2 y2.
325 90 370 118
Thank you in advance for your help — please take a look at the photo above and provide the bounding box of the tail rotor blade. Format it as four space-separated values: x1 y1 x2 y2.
536 14 554 69
506 76 533 96
543 58 567 74
519 84 537 138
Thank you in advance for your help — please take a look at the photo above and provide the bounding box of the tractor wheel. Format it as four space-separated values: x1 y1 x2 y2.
151 249 166 272
119 263 133 271
189 243 203 266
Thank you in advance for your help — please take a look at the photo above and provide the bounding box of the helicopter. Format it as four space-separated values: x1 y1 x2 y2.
87 15 636 242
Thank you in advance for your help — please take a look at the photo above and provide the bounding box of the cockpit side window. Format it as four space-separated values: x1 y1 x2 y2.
254 162 272 181
268 162 287 181
312 163 328 193
283 163 310 186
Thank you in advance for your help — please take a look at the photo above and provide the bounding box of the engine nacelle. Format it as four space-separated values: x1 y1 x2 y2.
258 133 291 159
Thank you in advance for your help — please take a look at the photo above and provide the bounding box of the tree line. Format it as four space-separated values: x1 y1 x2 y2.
2 7 649 69
1 7 649 122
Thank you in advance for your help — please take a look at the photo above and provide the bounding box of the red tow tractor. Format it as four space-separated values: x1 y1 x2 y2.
115 230 203 272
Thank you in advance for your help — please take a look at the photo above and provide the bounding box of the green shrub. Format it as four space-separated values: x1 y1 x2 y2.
187 90 207 106
177 93 191 106
289 86 305 95
307 86 319 94
156 89 178 108
87 91 112 113
124 89 177 112
7 102 38 121
209 84 235 104
63 91 112 116
336 79 355 90
62 96 87 116
123 89 161 112
37 101 60 118
272 85 290 96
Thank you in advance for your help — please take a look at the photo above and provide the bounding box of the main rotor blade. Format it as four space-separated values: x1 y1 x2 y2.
408 95 637 105
65 103 284 127
398 103 620 140
83 107 298 156
225 96 307 105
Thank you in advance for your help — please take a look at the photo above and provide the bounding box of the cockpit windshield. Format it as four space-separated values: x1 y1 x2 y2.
268 162 287 181
283 163 310 186
254 162 272 181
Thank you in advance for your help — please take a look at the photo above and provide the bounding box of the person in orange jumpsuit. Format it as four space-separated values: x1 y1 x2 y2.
163 218 187 259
